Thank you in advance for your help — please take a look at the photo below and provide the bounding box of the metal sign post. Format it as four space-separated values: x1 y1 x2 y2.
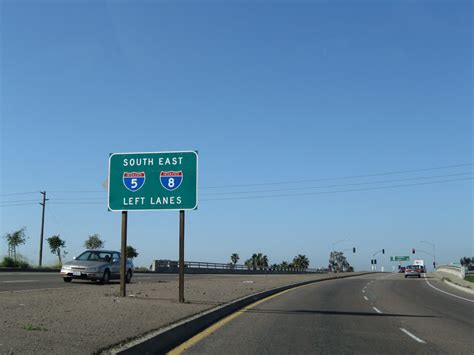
120 211 128 297
108 151 198 299
179 210 185 303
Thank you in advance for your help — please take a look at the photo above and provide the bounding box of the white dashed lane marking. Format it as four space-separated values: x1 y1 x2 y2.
372 307 382 314
400 328 426 344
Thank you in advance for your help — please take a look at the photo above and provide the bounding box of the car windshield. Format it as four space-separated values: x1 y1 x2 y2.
76 251 113 262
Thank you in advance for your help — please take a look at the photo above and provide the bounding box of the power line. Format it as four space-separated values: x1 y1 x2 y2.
201 163 473 189
0 202 39 207
48 202 104 205
48 190 104 194
201 172 472 196
0 199 41 204
42 176 473 204
2 162 472 197
49 171 470 201
50 197 105 201
0 191 40 197
201 177 473 201
32 171 474 201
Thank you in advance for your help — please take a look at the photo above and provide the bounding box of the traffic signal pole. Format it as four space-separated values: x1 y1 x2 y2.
372 249 385 271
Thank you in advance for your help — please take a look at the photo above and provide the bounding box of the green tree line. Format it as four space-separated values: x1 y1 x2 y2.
230 253 310 270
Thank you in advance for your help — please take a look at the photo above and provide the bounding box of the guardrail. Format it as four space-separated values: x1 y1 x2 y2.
0 261 329 275
149 260 327 274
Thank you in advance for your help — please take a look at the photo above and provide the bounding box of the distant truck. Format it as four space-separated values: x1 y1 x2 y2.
413 259 425 273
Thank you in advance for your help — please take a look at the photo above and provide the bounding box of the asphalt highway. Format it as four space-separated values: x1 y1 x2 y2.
173 273 474 354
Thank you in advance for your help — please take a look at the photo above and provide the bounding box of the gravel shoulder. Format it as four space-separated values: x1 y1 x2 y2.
431 270 474 294
0 273 364 354
432 270 473 288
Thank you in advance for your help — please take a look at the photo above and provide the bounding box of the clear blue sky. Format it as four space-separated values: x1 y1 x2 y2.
1 0 472 270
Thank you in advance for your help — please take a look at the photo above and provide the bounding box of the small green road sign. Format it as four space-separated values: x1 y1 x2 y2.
390 256 410 261
108 151 198 211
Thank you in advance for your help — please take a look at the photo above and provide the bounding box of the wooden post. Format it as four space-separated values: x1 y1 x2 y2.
39 191 47 267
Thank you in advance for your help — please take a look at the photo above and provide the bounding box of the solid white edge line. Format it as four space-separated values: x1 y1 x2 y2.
1 280 39 283
442 279 474 295
400 328 426 344
423 275 474 303
372 306 382 314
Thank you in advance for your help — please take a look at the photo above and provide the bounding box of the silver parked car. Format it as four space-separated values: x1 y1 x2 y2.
60 250 133 284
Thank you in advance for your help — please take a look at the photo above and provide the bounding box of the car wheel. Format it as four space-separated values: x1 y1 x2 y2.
101 270 110 284
418 275 421 278
63 277 72 283
126 270 132 284
404 275 407 278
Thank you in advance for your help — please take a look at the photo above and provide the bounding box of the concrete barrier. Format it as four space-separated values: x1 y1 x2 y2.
436 265 465 279
147 267 326 275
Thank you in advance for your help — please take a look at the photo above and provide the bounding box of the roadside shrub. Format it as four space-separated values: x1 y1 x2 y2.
0 256 30 268
465 275 474 283
18 260 30 268
1 256 17 267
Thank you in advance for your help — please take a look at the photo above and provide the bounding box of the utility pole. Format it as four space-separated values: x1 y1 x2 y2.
39 191 48 267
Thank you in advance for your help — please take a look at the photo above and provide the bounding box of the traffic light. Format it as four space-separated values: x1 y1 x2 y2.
353 247 356 253
412 248 415 254
382 249 385 254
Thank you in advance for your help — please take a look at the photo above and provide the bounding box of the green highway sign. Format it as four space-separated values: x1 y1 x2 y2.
108 151 198 211
390 256 410 261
